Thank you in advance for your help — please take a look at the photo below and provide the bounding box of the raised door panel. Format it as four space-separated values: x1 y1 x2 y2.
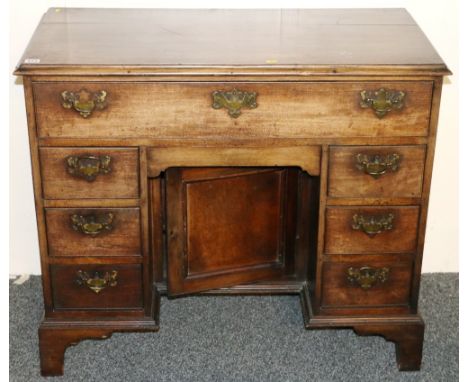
166 167 297 295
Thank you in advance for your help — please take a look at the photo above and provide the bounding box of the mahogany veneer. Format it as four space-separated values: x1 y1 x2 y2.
15 8 450 376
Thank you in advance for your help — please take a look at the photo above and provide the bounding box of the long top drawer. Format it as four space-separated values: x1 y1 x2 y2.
33 81 433 139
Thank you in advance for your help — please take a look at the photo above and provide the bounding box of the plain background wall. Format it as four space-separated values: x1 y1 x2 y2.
9 0 458 275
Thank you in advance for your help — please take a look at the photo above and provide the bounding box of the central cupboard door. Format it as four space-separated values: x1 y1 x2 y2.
166 167 298 296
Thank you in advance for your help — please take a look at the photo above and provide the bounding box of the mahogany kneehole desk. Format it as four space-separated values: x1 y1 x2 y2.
15 8 451 376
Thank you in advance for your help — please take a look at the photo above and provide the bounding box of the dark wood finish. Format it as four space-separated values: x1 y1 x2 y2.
353 322 424 371
166 167 300 296
33 81 432 139
313 145 330 312
293 173 320 280
320 254 413 310
43 198 141 208
138 147 153 317
38 326 116 376
325 206 420 254
326 197 421 206
190 280 304 295
38 312 160 376
181 168 285 275
151 169 319 291
150 178 165 283
301 282 424 370
40 147 139 199
328 145 426 198
15 9 449 76
50 264 143 309
411 77 444 312
45 207 141 257
15 8 450 376
22 77 55 314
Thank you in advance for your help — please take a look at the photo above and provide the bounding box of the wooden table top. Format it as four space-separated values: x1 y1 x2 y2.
15 8 449 76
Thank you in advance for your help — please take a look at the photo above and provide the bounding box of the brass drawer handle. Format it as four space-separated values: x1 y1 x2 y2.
71 213 114 236
352 213 394 237
76 270 118 294
61 88 107 118
360 88 406 118
66 154 111 182
355 153 400 179
212 88 257 118
347 266 389 289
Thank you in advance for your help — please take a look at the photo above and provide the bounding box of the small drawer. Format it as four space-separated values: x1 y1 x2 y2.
51 264 143 309
45 208 141 257
40 147 139 199
321 256 413 309
325 206 419 254
33 81 432 139
328 145 426 198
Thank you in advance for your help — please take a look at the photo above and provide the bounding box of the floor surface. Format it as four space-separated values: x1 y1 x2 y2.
10 274 458 381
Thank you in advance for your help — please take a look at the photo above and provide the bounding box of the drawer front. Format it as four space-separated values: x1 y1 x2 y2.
33 81 432 139
321 257 413 308
40 147 139 199
325 206 419 254
51 264 143 309
328 145 426 198
45 208 141 257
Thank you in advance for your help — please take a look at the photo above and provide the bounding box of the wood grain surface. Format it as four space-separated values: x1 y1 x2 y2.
15 9 448 75
165 167 301 295
50 264 143 309
147 146 321 176
321 255 413 309
324 206 420 254
40 147 139 199
328 145 426 198
33 81 433 139
45 207 141 257
13 8 452 376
